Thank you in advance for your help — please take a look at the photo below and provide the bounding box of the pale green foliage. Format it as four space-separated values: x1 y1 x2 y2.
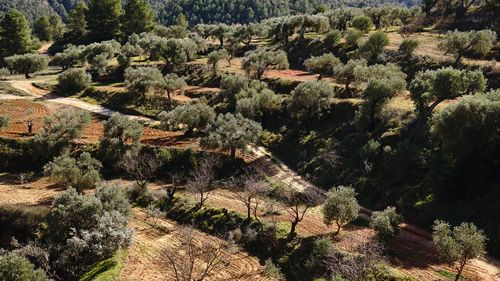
195 23 233 47
291 14 330 40
44 152 102 192
305 236 334 270
99 114 143 165
323 29 342 48
430 91 500 167
4 54 49 79
47 186 132 278
263 259 285 281
345 29 363 47
288 80 334 120
82 40 121 77
117 43 144 69
358 31 389 62
0 115 9 130
0 251 51 281
433 220 486 280
236 88 283 121
438 29 496 64
57 68 92 94
370 207 402 244
398 38 419 57
322 186 360 235
50 45 84 70
207 49 229 74
163 73 187 104
242 48 289 79
201 113 262 158
350 15 373 33
304 53 341 80
334 59 367 89
124 67 164 102
159 102 216 135
355 63 406 129
410 67 486 121
30 109 91 161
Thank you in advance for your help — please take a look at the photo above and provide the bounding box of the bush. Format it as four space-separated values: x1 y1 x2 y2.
47 186 133 278
350 16 373 33
0 251 50 281
0 115 9 130
57 68 91 95
399 39 419 57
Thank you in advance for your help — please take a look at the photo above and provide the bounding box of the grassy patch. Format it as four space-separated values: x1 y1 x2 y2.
79 249 127 281
435 269 464 280
0 82 30 96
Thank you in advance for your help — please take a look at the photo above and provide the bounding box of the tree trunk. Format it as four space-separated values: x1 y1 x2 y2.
288 220 299 241
246 199 252 221
230 147 236 159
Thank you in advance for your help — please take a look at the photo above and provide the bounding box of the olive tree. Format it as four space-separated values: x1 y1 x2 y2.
159 102 216 136
236 88 283 122
4 54 49 79
358 31 389 62
409 67 486 124
201 113 262 159
50 45 84 71
47 186 133 278
242 48 289 79
345 29 364 48
355 63 406 131
304 53 341 80
231 170 269 222
433 220 486 281
163 73 187 106
82 40 121 78
0 251 50 281
291 14 330 41
44 152 102 192
438 29 496 65
124 67 164 103
322 186 360 235
207 49 229 75
99 113 143 165
278 187 323 241
30 109 91 162
119 150 160 190
333 59 367 90
370 207 402 244
350 15 373 33
288 80 335 121
57 68 92 94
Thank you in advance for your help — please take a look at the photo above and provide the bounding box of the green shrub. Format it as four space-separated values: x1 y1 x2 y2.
0 251 50 281
57 68 92 95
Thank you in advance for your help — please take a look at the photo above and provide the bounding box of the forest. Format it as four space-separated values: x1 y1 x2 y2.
0 0 498 280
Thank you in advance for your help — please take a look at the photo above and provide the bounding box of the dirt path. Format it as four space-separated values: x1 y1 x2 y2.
7 80 157 124
244 146 500 281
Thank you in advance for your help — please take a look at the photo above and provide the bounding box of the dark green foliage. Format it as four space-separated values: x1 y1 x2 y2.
122 0 155 37
57 68 91 94
66 1 88 42
4 54 49 79
0 251 51 281
0 9 33 57
350 15 373 33
86 0 123 42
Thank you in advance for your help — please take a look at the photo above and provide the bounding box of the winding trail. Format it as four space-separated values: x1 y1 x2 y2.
4 78 500 281
6 80 156 124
